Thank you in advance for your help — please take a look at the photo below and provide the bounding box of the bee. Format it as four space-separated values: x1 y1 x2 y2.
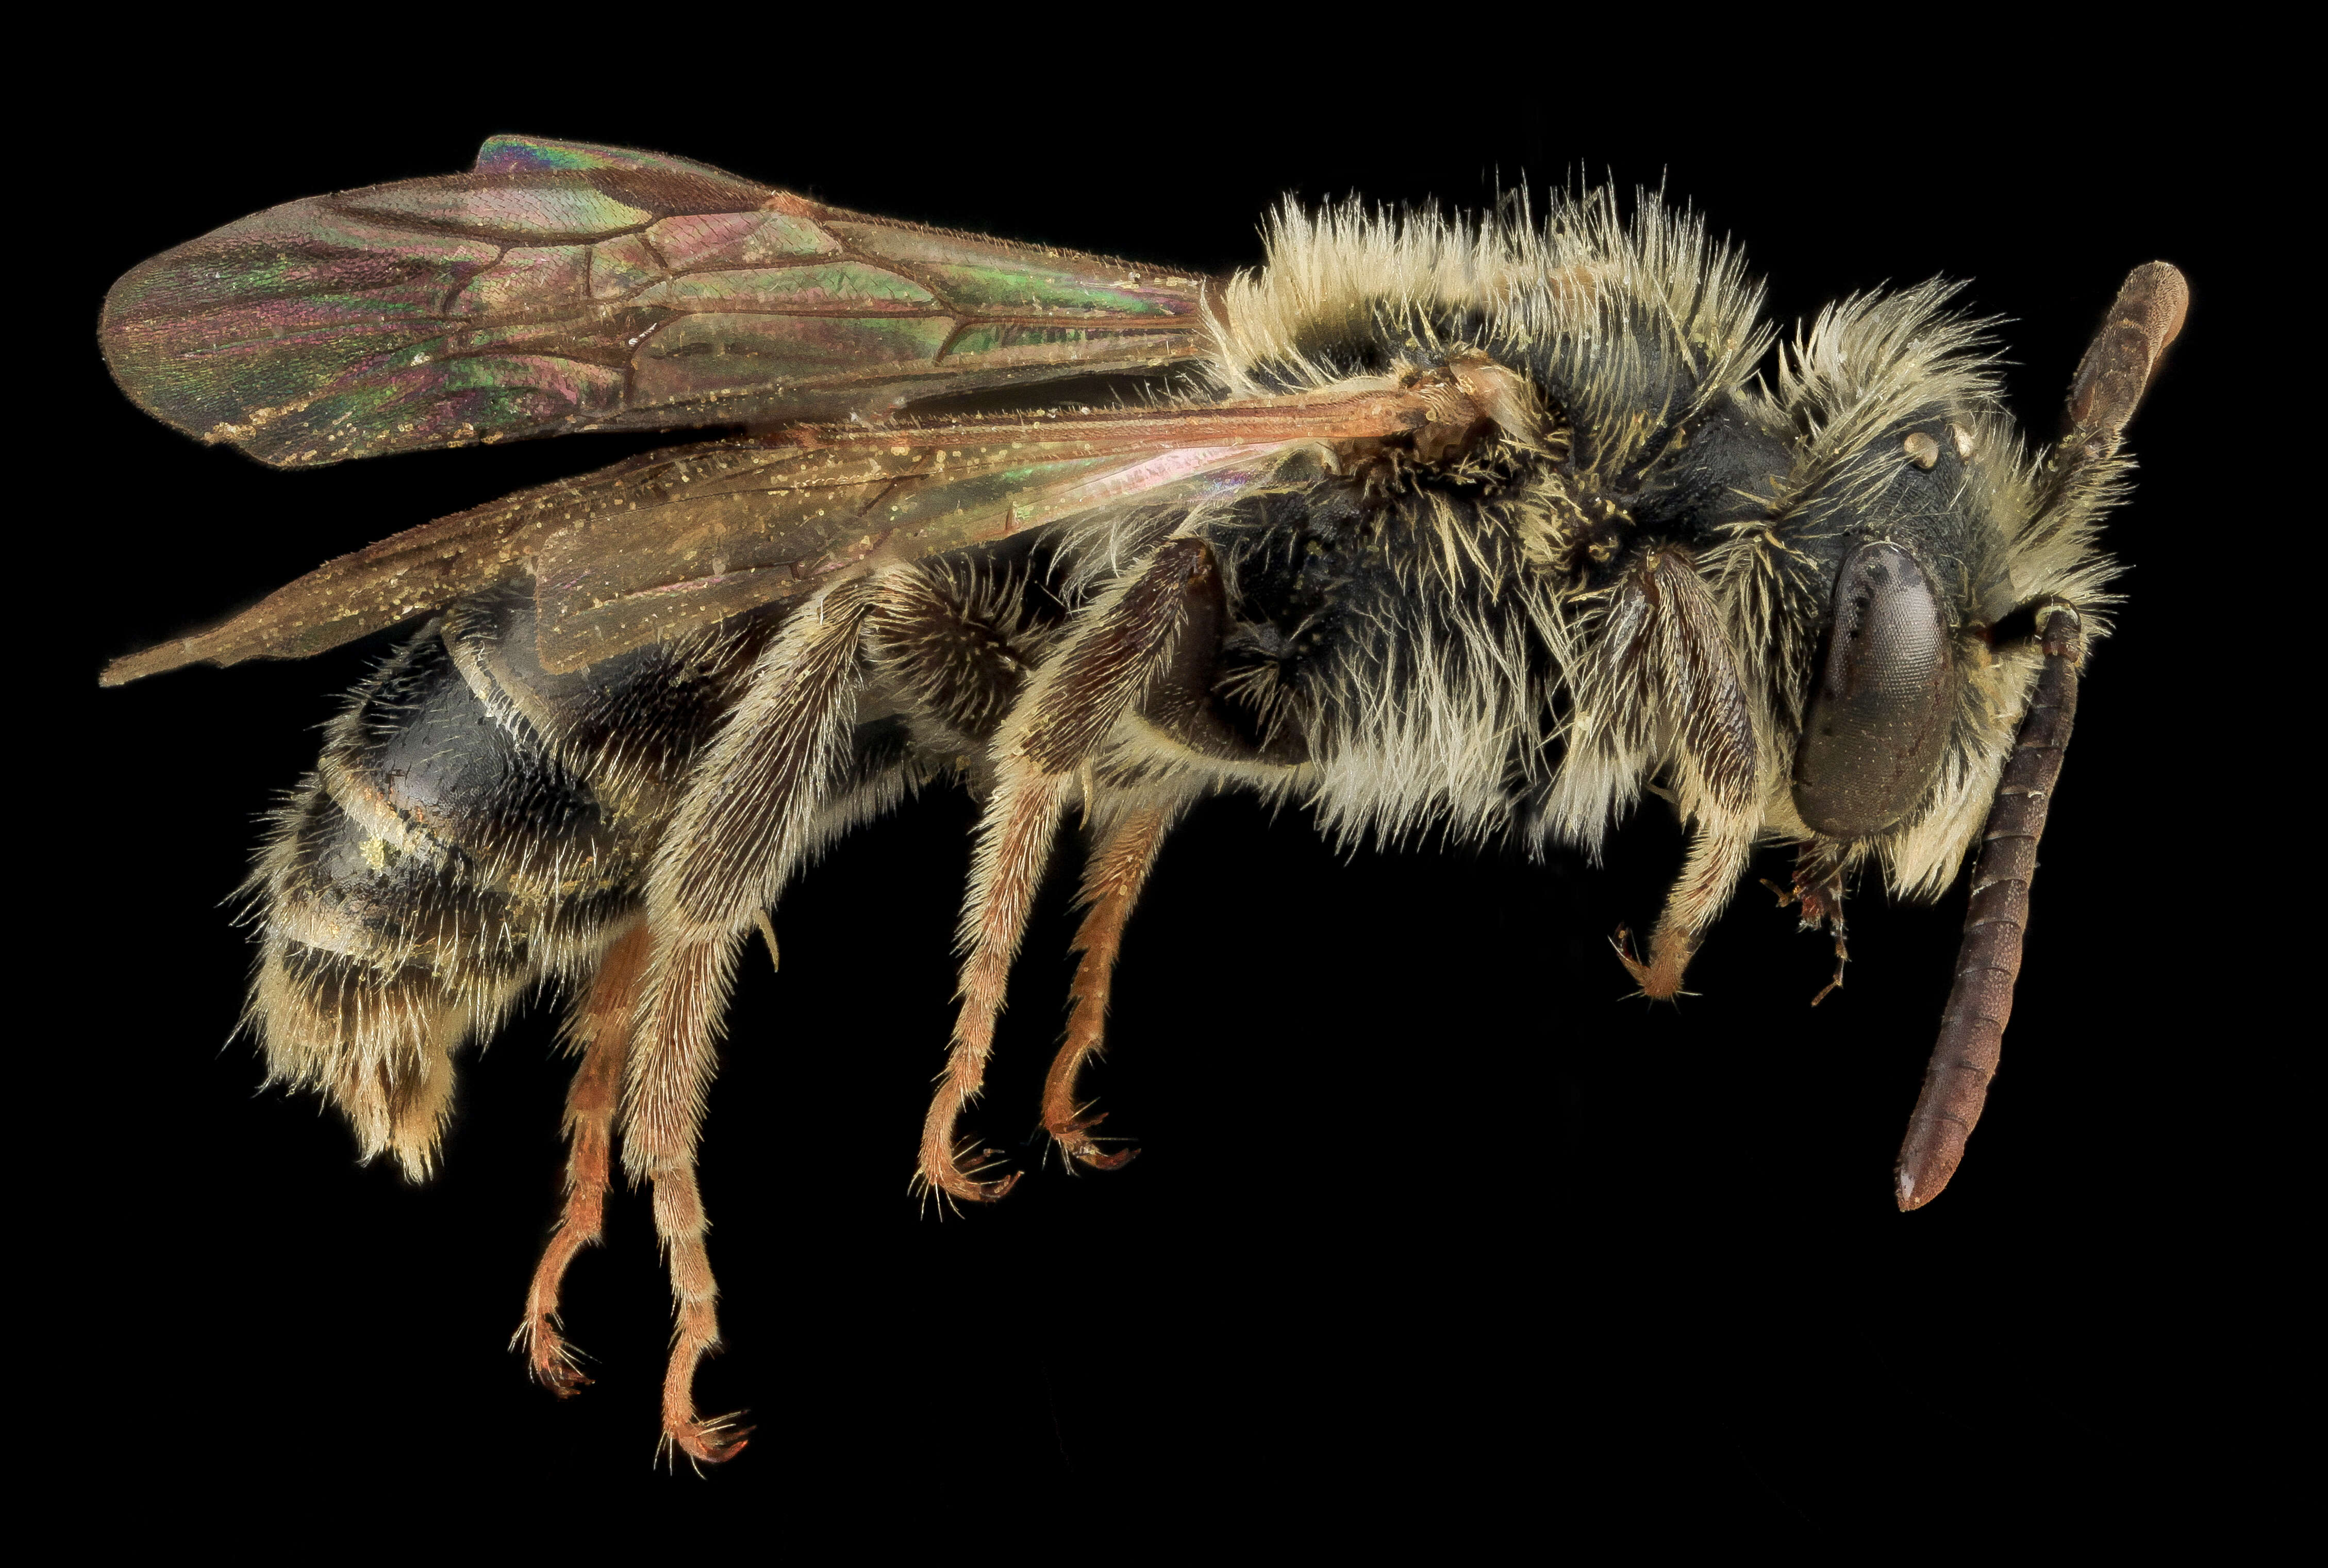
99 135 2183 1464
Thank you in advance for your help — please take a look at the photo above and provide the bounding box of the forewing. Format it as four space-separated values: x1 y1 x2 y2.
103 389 1450 683
101 136 1212 469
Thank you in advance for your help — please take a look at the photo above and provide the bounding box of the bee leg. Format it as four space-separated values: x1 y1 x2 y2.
1044 797 1185 1170
1620 792 1757 999
646 1147 746 1470
623 580 886 1465
923 766 1062 1204
922 538 1220 1202
1612 547 1759 1000
515 917 651 1394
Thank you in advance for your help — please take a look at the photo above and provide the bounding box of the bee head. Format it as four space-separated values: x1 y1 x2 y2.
1746 265 2184 890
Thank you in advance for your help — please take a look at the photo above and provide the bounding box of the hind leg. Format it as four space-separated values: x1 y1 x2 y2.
630 936 753 1467
516 918 652 1393
625 581 884 1463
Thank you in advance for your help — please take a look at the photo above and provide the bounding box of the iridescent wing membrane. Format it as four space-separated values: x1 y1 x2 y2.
102 135 1215 466
101 137 1472 683
103 393 1449 682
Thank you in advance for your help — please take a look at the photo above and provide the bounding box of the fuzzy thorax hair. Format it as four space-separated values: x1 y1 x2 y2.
1183 189 2116 899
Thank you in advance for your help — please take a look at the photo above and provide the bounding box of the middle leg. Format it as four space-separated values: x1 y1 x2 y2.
920 537 1222 1201
1044 797 1185 1169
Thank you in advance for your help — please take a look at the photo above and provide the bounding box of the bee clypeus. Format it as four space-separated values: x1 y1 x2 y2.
100 135 2184 1463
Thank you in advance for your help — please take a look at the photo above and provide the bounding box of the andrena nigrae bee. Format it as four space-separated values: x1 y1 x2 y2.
99 135 2184 1463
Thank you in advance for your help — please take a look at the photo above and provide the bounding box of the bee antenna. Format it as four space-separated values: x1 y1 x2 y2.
2052 262 2188 476
1894 603 2084 1210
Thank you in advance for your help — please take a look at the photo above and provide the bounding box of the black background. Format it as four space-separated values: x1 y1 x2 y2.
51 64 2273 1547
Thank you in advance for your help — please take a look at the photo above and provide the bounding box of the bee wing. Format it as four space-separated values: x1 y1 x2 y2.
523 425 1290 672
101 136 1212 470
103 389 1450 683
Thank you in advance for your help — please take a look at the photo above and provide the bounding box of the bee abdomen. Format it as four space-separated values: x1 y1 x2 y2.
440 585 752 818
247 587 760 1177
329 616 627 890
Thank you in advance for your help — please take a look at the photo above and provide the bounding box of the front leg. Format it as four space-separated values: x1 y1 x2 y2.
1611 548 1761 1000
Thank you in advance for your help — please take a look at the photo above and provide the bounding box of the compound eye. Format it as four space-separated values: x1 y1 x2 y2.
1791 541 1956 838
